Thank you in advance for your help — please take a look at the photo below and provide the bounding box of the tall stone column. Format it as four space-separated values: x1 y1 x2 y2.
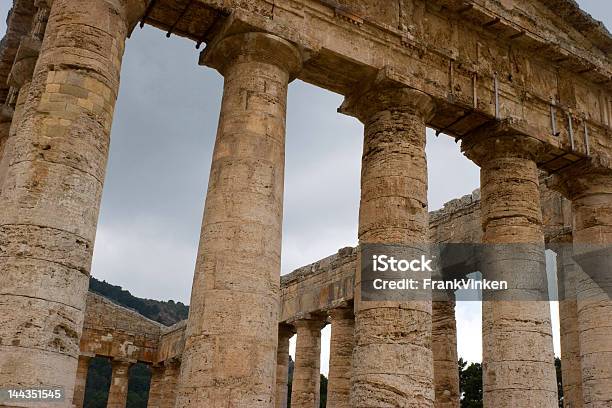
327 307 354 408
107 360 132 408
147 364 164 408
276 324 294 408
0 0 145 401
550 160 612 408
432 293 460 408
175 32 301 407
160 359 180 408
72 354 93 408
339 79 435 407
291 318 324 408
462 129 558 407
554 234 584 408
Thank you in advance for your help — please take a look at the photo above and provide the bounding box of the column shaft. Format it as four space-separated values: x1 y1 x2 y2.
0 119 9 192
0 82 29 194
327 307 354 408
160 360 180 408
291 319 323 408
276 324 293 408
72 355 92 408
107 361 132 408
176 32 301 407
0 0 144 401
432 296 460 408
556 240 584 408
463 133 558 407
147 365 164 408
559 168 612 408
340 85 435 407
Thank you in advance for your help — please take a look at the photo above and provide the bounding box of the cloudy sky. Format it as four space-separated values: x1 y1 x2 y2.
1 0 610 374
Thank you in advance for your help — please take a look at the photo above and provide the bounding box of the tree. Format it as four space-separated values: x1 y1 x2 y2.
459 358 482 408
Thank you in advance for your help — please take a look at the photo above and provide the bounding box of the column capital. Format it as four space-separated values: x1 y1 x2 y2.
8 38 41 89
546 157 612 200
199 32 303 78
461 120 548 166
278 323 295 340
329 306 354 321
339 70 435 123
294 316 327 331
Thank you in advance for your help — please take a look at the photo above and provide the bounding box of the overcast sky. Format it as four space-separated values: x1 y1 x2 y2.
1 0 609 374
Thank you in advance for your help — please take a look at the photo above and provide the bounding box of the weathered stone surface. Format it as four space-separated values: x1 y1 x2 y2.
71 354 92 408
327 307 354 408
147 365 164 408
0 0 145 400
291 318 325 408
432 295 460 408
160 359 180 408
549 159 612 408
275 324 293 408
341 82 435 407
175 31 301 408
462 130 559 408
106 360 132 408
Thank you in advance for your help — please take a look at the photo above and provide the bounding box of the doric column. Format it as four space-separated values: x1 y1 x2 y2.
462 128 558 407
432 293 460 408
147 364 164 408
549 159 612 408
175 32 302 407
554 235 584 408
0 0 145 401
160 358 180 408
327 306 354 408
339 78 435 407
107 360 133 408
291 318 325 408
72 354 93 408
276 324 294 408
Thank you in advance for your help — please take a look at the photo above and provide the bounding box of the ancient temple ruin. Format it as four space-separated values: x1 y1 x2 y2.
0 0 610 407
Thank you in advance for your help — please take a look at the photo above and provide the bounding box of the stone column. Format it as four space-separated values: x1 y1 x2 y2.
147 364 164 408
432 293 460 408
554 235 584 408
0 0 145 401
160 359 181 408
549 160 612 408
107 360 132 408
276 324 294 408
72 354 93 408
291 318 324 408
339 79 435 407
462 129 558 407
327 307 354 408
175 32 301 407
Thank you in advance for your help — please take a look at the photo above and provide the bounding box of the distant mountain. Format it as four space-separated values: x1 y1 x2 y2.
89 277 189 326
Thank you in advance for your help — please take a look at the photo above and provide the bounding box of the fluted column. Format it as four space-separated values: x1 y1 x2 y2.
553 234 584 408
276 324 294 408
176 32 302 407
462 129 558 407
339 79 435 407
159 359 180 408
147 364 164 408
550 160 612 408
327 307 354 408
291 318 325 408
72 354 93 408
433 293 460 408
0 0 145 401
107 360 132 408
